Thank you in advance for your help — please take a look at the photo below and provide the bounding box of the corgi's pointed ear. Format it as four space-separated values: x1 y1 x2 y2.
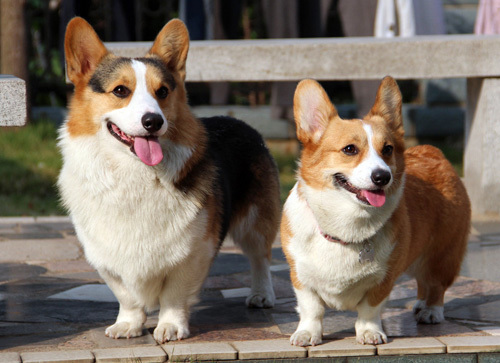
65 17 108 84
293 79 338 144
149 19 190 80
367 76 403 132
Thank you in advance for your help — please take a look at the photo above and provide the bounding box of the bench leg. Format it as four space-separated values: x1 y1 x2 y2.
465 77 500 214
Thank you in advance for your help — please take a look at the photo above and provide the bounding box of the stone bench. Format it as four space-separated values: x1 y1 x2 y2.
105 35 500 214
0 75 27 126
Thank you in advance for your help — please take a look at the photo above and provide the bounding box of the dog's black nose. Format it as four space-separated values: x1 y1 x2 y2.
371 169 392 187
141 113 163 133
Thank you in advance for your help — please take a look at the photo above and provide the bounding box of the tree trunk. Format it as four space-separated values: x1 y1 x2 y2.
0 0 28 81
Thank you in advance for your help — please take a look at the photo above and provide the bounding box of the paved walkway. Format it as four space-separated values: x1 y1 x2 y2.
1 215 500 362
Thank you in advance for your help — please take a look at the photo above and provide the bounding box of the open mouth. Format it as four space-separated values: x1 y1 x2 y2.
107 121 134 148
106 121 164 166
334 173 386 207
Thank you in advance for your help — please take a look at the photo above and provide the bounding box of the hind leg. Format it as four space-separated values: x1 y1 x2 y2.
413 279 445 324
230 206 277 308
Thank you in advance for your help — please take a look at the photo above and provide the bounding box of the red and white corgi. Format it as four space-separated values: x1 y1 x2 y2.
281 77 471 346
58 17 280 343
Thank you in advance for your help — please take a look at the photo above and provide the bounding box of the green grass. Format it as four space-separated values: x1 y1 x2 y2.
0 119 463 216
271 151 298 204
0 119 64 216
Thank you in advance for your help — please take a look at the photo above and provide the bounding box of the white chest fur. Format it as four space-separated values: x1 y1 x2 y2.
58 127 212 284
284 183 395 310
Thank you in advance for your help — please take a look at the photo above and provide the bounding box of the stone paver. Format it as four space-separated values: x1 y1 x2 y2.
0 353 20 363
308 338 376 357
20 350 94 363
92 347 166 363
377 337 446 355
162 342 237 361
1 216 500 360
231 339 306 360
438 336 500 353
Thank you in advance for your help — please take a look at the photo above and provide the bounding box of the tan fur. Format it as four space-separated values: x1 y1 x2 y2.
280 212 303 290
60 17 280 343
283 76 471 346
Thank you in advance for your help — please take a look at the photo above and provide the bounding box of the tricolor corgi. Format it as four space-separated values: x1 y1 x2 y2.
281 77 470 346
58 17 280 343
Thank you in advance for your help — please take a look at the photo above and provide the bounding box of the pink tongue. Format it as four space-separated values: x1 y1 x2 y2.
133 136 163 166
361 190 386 207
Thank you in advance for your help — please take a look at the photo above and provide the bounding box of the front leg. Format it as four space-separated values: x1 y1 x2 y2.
154 251 213 343
355 296 387 345
290 287 325 346
99 270 146 339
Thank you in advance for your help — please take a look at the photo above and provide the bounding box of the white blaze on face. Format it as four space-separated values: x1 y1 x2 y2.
103 60 168 166
347 123 392 207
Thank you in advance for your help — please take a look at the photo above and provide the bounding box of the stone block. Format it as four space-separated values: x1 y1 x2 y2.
162 342 237 361
377 337 446 355
21 350 94 363
439 336 500 353
93 347 166 363
0 75 26 126
105 35 500 82
308 338 376 357
231 339 306 360
0 353 20 363
465 77 500 214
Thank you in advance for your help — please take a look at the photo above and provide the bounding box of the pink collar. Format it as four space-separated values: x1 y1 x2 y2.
321 232 349 245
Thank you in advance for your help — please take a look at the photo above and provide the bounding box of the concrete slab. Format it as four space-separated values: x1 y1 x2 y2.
308 338 376 357
231 339 306 360
377 337 446 355
105 35 500 82
0 353 20 363
162 342 237 361
92 347 165 363
439 336 500 353
21 350 94 363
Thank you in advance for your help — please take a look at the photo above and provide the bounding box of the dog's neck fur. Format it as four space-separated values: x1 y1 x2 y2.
297 175 405 244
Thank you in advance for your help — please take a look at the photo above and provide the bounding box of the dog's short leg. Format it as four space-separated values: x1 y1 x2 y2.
154 251 213 343
290 287 324 346
237 232 275 308
414 280 445 324
100 270 146 339
355 297 387 345
245 247 275 308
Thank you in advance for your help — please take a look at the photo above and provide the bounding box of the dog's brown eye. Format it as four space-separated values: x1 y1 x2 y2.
343 144 358 156
382 145 393 156
112 85 131 98
156 86 169 99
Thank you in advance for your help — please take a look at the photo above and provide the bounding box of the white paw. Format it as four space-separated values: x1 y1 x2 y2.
153 322 190 343
415 305 444 324
356 329 387 345
290 329 322 347
246 291 275 308
105 321 143 339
